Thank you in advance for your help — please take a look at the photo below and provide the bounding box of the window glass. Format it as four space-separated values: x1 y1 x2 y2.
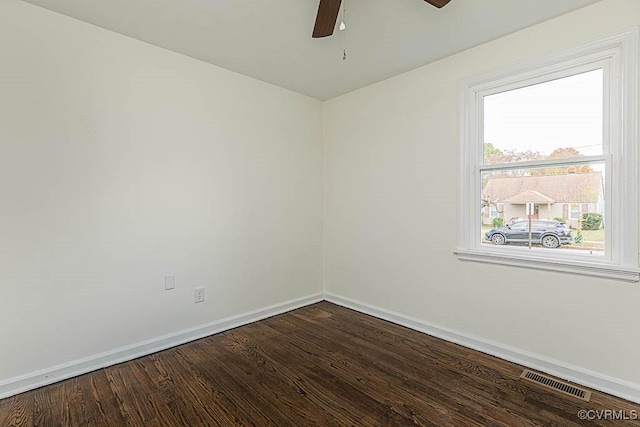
484 70 603 165
481 164 605 255
570 204 581 220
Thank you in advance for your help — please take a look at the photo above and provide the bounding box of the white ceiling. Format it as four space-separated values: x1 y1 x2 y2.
23 0 602 100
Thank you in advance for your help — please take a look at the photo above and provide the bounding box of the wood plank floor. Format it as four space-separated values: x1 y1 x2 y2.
1 301 638 426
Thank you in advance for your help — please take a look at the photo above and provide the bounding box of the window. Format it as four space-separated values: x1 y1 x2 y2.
510 222 527 232
569 204 580 220
456 29 639 281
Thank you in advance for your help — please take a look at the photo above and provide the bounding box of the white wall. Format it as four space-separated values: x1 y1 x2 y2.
0 0 322 383
324 0 640 388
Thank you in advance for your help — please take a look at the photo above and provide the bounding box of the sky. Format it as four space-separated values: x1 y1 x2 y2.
483 69 603 157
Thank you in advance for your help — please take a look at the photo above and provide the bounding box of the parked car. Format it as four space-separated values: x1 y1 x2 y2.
485 219 572 248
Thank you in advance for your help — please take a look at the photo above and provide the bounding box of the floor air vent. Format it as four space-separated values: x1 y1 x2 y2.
520 369 591 402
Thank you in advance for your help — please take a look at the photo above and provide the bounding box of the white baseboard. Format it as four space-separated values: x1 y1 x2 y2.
0 292 324 400
3 291 639 405
325 292 640 404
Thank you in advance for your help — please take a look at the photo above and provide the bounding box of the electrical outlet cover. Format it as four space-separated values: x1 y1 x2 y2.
194 287 205 303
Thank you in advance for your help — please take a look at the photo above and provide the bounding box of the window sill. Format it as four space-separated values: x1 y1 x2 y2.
454 248 640 282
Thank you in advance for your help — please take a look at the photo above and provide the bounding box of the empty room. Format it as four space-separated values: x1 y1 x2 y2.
1 0 640 425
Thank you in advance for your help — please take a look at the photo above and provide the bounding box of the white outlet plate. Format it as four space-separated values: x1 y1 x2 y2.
165 274 175 290
194 287 205 303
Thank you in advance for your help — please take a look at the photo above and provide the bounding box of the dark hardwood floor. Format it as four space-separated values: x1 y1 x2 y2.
1 301 638 426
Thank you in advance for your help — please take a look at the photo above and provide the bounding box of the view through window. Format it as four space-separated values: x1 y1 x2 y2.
480 70 605 255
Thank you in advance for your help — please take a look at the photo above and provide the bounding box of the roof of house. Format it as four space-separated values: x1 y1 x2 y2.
504 189 555 203
484 172 603 204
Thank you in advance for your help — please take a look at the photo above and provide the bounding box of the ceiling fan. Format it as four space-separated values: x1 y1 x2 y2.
312 0 452 38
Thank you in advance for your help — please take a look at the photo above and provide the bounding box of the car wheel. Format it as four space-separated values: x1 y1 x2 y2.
491 234 506 245
541 235 560 248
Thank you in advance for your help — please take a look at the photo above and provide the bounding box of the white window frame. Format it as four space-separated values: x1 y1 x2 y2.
456 29 639 282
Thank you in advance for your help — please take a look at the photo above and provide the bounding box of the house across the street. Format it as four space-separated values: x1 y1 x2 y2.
482 172 604 228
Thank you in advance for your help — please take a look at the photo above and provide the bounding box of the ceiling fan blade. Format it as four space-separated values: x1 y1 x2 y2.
424 0 451 8
313 0 342 38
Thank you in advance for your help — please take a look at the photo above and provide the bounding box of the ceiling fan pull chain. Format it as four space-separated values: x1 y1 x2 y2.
341 0 347 60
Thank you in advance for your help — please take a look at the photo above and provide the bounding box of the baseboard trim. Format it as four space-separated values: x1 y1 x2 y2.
324 292 640 404
0 292 324 400
4 291 639 404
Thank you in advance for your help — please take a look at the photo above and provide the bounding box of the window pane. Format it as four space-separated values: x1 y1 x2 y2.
569 204 580 220
481 164 605 254
484 70 603 165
